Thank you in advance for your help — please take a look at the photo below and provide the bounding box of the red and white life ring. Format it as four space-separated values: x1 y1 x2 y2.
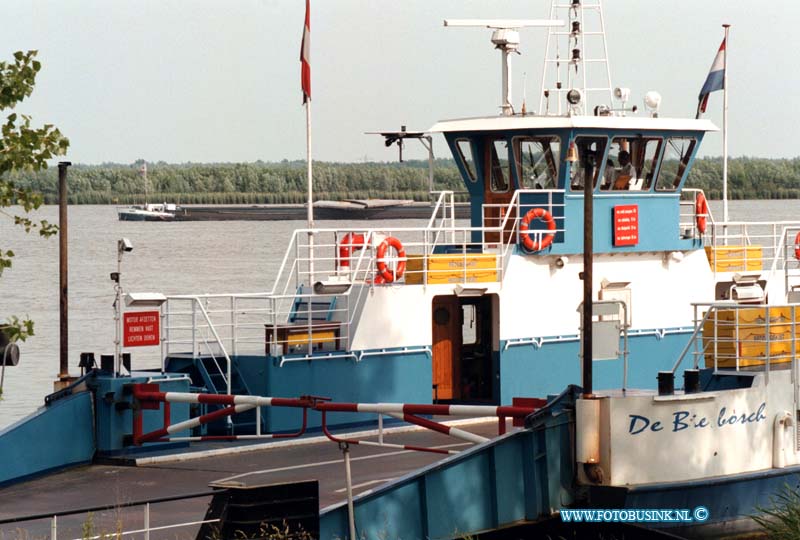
695 192 708 234
519 208 556 252
338 232 365 268
794 231 800 261
375 236 406 283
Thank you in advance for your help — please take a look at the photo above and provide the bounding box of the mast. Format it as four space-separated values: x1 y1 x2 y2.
444 19 563 116
539 0 613 115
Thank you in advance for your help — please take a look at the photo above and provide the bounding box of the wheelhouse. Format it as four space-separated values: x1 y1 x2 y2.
433 115 718 253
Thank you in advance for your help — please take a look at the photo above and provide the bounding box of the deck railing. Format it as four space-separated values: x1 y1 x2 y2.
673 302 800 384
158 190 567 362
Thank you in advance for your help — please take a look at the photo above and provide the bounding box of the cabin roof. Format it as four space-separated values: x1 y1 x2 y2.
428 115 719 134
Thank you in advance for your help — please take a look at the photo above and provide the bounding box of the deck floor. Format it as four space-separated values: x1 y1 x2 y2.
0 418 509 539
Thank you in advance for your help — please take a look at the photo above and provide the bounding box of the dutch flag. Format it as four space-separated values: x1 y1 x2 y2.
696 38 725 118
300 0 311 104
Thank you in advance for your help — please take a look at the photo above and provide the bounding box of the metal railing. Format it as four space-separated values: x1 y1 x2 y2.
159 190 566 362
673 302 800 384
0 491 217 540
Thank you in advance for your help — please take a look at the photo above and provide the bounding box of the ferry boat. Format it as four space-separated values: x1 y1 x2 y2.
4 2 800 537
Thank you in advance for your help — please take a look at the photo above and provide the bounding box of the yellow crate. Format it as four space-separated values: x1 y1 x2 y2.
705 245 763 272
405 253 499 285
702 307 800 367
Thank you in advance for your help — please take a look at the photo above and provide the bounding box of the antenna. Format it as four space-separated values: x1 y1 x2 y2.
444 19 563 116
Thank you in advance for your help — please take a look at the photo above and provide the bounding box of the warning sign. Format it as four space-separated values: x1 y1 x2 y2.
123 311 160 347
613 205 639 246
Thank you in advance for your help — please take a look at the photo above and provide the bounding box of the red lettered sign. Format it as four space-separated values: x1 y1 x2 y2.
613 205 639 246
123 311 160 347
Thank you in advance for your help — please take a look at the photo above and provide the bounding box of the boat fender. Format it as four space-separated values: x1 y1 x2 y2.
519 208 556 252
339 232 366 268
375 236 406 283
695 192 708 234
794 231 800 261
773 411 794 468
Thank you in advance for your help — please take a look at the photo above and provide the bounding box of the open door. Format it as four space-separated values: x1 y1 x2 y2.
483 138 515 243
432 295 496 403
432 296 461 401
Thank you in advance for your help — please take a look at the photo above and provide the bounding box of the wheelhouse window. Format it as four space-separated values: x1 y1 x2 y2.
601 136 663 191
488 138 510 192
656 137 697 191
455 138 477 183
569 137 607 191
513 135 561 189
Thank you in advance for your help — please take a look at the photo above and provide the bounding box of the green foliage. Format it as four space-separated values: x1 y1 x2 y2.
752 483 800 539
0 50 69 342
7 158 468 204
7 155 800 206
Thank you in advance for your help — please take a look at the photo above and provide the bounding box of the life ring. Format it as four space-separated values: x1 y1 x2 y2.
339 232 365 268
519 208 556 252
794 231 800 261
375 236 406 283
696 193 708 234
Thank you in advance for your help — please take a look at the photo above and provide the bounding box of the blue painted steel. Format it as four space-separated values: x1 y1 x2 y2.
93 373 191 454
498 331 692 403
0 392 94 486
259 350 431 432
444 128 706 252
320 386 578 540
590 464 800 537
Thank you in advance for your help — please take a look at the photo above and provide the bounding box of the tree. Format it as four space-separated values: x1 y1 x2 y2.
0 50 69 342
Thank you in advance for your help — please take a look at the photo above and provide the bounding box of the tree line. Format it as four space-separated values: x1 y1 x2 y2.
6 156 800 204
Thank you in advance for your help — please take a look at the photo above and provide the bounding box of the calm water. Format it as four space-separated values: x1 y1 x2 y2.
1 200 800 429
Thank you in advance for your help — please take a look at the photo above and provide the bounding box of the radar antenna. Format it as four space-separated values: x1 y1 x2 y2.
444 19 563 116
538 0 613 115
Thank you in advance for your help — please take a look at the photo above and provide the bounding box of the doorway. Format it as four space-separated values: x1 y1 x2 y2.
432 294 496 403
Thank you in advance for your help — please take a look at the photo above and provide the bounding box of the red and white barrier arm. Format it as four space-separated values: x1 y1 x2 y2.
316 402 539 418
133 388 310 409
385 412 489 445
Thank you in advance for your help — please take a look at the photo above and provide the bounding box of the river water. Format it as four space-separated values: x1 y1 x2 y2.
0 200 798 429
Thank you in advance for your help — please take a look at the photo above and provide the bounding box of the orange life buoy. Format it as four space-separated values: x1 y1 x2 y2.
519 208 556 252
375 237 406 283
339 232 365 268
696 192 708 234
794 231 800 261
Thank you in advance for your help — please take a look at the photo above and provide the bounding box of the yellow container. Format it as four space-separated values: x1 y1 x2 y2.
702 307 800 367
705 245 763 272
405 253 499 285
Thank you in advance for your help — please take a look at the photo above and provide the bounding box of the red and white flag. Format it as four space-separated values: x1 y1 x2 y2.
300 0 311 103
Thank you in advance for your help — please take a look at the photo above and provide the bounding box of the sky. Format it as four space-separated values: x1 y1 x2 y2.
1 0 798 165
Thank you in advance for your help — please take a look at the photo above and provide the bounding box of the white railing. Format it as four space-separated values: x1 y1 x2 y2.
673 302 800 382
160 190 567 362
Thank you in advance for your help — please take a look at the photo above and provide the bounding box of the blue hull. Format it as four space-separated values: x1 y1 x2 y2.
589 466 800 538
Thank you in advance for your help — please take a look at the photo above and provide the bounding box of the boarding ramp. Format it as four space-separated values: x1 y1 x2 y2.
319 387 577 540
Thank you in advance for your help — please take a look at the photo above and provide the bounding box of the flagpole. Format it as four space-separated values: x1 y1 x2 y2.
307 98 314 283
722 24 730 224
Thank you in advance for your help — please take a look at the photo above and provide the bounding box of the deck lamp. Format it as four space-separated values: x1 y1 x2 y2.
644 91 662 118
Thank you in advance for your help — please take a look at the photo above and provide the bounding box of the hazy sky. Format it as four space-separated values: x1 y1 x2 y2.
2 1 797 164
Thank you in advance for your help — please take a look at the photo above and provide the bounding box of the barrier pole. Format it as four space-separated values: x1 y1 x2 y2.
340 441 357 540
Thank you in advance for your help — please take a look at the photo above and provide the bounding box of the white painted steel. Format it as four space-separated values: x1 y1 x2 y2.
429 115 718 134
594 369 799 486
